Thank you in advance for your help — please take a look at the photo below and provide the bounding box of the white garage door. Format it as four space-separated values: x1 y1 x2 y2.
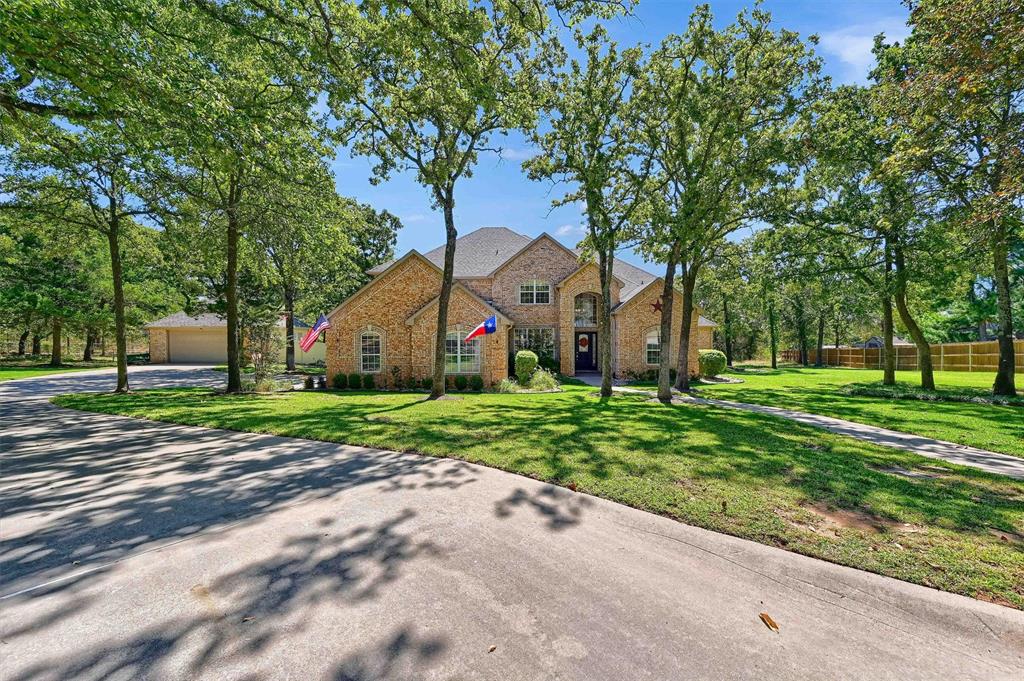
168 329 227 363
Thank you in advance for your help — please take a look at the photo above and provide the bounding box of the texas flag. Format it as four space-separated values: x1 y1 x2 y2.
465 315 497 341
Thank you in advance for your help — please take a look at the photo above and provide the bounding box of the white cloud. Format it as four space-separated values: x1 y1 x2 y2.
497 146 537 161
555 223 585 237
401 213 427 223
819 18 910 83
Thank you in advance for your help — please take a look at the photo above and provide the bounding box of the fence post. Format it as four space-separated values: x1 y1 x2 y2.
940 344 944 371
968 343 972 372
894 347 898 371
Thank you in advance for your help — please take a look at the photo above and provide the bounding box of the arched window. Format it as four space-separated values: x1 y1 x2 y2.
574 293 597 327
518 279 550 304
359 329 382 373
645 328 661 366
445 329 481 374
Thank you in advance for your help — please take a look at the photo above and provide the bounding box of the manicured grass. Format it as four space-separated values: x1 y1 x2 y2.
0 358 115 382
54 384 1024 608
638 367 1024 458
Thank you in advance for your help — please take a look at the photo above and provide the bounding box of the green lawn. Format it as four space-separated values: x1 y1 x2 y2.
54 383 1024 608
642 367 1024 458
0 358 116 382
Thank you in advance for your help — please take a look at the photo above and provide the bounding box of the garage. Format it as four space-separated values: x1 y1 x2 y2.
167 328 227 363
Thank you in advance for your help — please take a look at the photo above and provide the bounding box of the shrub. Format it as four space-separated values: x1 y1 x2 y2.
469 375 484 392
515 350 538 384
362 373 376 390
253 378 280 393
537 353 559 373
390 365 402 388
454 374 469 391
421 376 433 391
348 372 361 389
528 368 559 391
495 377 519 393
303 375 315 390
332 372 348 389
698 349 727 377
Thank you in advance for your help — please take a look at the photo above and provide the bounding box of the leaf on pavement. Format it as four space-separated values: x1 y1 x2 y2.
759 612 780 633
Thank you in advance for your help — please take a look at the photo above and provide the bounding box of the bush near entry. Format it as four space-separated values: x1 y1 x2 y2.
699 349 727 377
515 350 538 384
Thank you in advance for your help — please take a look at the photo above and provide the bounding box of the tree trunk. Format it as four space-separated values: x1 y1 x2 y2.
284 287 296 372
795 302 808 366
881 244 896 385
991 219 1017 395
83 329 95 361
50 318 62 367
107 213 130 392
597 245 615 398
892 242 934 390
225 178 242 394
17 329 28 355
815 313 825 367
881 295 896 385
657 242 680 402
767 299 778 370
673 264 698 392
430 191 457 399
722 296 733 367
32 334 41 356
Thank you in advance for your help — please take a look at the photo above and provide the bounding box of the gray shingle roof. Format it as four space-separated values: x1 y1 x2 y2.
146 312 304 328
364 226 717 325
146 312 226 328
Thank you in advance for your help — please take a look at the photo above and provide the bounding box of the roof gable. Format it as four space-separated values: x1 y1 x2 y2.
405 282 511 326
487 232 579 277
328 250 440 320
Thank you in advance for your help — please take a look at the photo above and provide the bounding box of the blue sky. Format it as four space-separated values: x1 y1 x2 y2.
331 0 911 270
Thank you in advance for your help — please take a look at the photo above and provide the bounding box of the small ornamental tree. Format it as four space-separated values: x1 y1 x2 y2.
515 350 539 384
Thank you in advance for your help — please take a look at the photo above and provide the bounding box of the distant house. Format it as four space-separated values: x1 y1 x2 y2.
146 312 324 364
323 226 716 387
856 335 912 349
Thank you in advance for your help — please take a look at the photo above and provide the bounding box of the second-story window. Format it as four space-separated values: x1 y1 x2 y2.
574 294 597 327
518 279 550 305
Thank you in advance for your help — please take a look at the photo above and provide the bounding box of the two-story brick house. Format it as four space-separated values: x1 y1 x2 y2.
325 226 716 387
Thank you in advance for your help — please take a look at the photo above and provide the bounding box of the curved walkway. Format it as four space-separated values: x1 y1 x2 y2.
612 386 1024 480
1 367 1022 679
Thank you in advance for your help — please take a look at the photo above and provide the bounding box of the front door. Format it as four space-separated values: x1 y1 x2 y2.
575 332 597 371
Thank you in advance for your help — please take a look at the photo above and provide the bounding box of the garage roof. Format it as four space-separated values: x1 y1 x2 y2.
146 312 307 329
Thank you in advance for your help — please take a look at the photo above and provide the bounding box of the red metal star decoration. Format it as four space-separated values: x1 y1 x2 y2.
651 296 663 313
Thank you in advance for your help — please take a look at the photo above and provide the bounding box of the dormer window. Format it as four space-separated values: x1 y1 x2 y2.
518 279 550 305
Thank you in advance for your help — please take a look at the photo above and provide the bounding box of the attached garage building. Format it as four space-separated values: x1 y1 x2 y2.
146 312 325 364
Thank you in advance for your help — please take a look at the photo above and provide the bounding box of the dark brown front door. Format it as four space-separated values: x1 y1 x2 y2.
575 332 597 371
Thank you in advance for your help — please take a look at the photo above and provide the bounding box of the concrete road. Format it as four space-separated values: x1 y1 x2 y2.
1 366 1022 680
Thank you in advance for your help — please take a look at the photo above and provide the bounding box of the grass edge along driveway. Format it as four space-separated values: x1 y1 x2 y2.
53 384 1024 609
654 367 1023 459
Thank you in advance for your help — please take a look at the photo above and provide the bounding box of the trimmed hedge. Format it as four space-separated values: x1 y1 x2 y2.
469 375 484 391
332 372 348 389
348 372 361 389
454 375 468 391
515 350 538 384
698 349 727 377
362 373 376 390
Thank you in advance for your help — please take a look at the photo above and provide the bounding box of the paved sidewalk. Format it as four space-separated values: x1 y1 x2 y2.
611 386 1024 480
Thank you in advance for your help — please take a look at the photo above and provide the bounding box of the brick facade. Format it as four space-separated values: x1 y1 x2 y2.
148 329 168 363
326 253 509 387
326 231 714 386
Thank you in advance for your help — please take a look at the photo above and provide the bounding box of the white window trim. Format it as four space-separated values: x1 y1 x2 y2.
518 279 551 305
645 327 661 366
355 325 385 374
444 327 483 375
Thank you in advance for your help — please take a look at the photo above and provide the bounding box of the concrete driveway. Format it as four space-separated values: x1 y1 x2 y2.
1 366 1022 680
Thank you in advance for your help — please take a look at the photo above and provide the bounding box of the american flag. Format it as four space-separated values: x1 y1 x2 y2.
300 314 331 352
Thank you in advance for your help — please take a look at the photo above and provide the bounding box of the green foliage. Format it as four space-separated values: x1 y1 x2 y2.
515 350 538 384
361 373 375 390
469 375 484 392
303 375 315 390
332 372 347 389
454 375 468 391
698 350 727 377
348 372 361 389
495 377 519 393
421 377 433 391
528 368 559 391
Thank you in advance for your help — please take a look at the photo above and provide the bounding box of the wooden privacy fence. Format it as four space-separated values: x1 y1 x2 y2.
781 339 1024 373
